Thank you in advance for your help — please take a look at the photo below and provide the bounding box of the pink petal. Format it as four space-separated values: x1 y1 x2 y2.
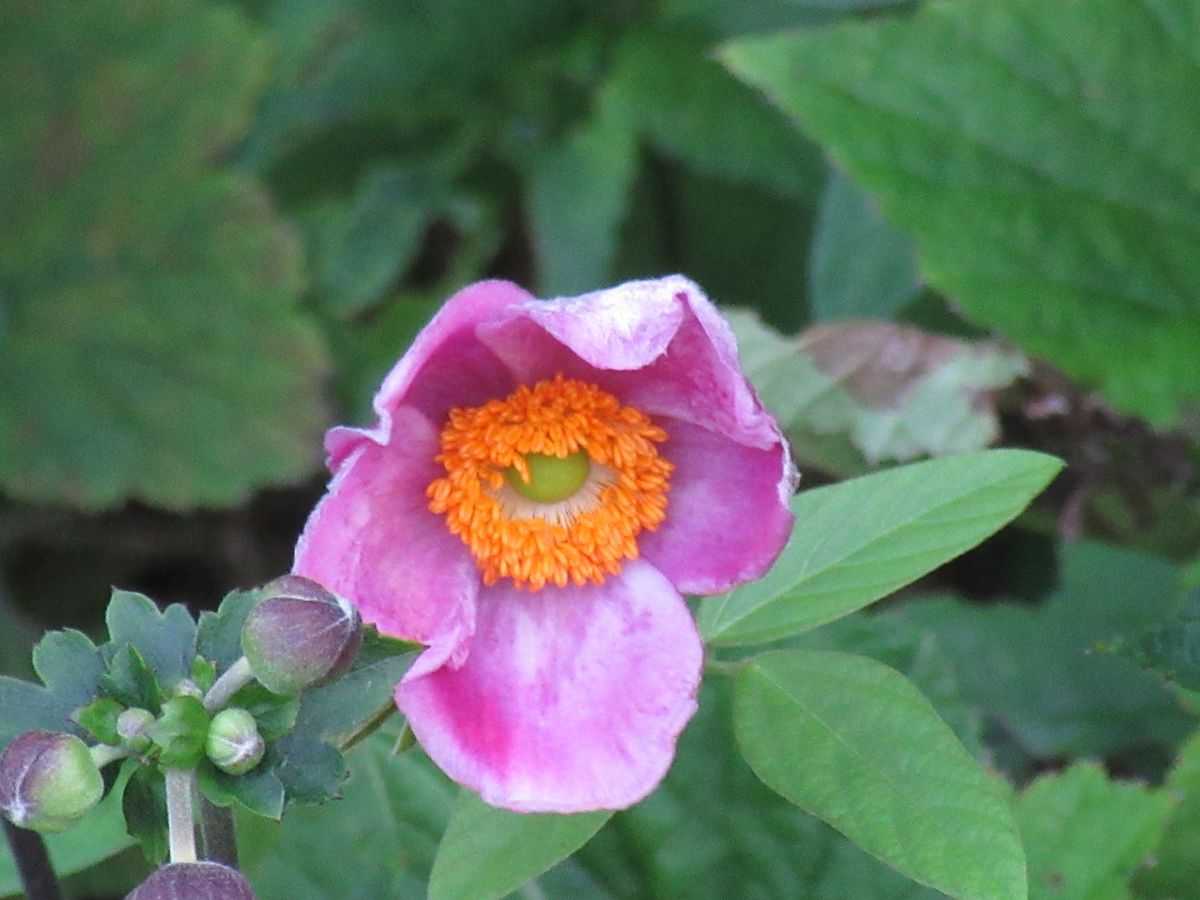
641 419 794 594
398 560 703 813
480 275 784 451
294 406 477 675
326 281 531 471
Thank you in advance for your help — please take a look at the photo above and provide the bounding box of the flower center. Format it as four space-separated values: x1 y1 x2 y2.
426 375 673 591
505 451 590 504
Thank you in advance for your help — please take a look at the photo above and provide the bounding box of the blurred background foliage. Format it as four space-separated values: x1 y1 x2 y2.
1 0 1199 896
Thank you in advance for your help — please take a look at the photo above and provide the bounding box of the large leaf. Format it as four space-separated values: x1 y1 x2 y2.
722 0 1200 426
0 629 105 747
1106 588 1200 692
1015 764 1171 900
0 0 327 509
429 793 609 900
904 542 1191 758
698 449 1062 646
809 171 920 321
104 590 196 691
1134 728 1200 899
735 649 1026 899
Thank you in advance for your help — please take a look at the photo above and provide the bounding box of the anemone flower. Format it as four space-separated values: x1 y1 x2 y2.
294 276 796 812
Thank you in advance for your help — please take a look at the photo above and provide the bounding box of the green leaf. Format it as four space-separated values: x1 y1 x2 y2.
72 697 124 746
198 759 286 821
1106 588 1200 692
0 0 328 509
1015 764 1171 900
147 696 210 769
239 735 456 899
721 0 1200 426
104 590 197 691
98 645 163 712
904 542 1191 758
288 628 418 746
190 655 217 694
1134 728 1200 899
605 28 824 197
698 449 1062 646
528 103 637 296
0 629 105 747
579 675 944 899
302 166 434 319
197 587 264 675
228 684 301 743
810 171 920 321
735 649 1026 899
272 735 348 807
429 793 609 900
122 763 168 865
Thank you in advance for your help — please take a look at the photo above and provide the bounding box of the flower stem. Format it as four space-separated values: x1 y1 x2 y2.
204 657 255 712
88 743 128 769
335 701 398 753
198 798 239 868
164 768 197 864
2 819 62 900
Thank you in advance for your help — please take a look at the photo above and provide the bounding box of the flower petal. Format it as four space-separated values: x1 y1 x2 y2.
294 406 477 674
640 418 794 595
397 559 703 813
326 280 530 471
481 276 788 453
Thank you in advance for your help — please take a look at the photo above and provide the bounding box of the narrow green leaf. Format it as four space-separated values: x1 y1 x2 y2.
810 171 919 321
528 104 637 295
429 792 610 900
1015 764 1171 900
722 0 1200 426
105 590 197 690
698 449 1062 646
73 697 124 746
735 649 1025 899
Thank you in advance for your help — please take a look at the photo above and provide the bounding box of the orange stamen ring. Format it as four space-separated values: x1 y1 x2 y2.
426 375 673 591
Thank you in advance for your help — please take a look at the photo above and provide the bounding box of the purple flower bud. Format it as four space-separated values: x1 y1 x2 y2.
126 861 256 899
0 731 103 833
205 709 264 776
241 575 362 696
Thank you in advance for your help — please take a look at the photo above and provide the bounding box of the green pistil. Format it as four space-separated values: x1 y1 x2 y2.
505 451 590 504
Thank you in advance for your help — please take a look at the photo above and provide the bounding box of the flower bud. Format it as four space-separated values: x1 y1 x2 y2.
205 709 264 776
241 575 362 696
0 731 103 833
126 861 256 899
118 708 155 753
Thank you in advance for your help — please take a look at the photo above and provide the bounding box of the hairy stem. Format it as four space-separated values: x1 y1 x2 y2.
164 768 197 864
88 744 128 769
3 820 62 900
204 657 255 712
198 798 239 868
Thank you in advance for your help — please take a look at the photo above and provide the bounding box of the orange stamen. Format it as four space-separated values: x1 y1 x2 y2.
426 375 673 591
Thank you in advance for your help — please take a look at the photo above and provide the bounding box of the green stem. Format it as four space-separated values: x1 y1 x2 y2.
164 768 197 864
204 657 254 712
704 656 744 676
88 744 128 769
335 702 399 753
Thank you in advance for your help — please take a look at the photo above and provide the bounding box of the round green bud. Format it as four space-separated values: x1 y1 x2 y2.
505 451 590 504
0 731 103 833
127 861 255 900
117 708 155 753
206 708 264 776
241 575 362 696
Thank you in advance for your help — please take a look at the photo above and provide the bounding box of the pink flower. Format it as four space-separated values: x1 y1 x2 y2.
294 276 796 812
